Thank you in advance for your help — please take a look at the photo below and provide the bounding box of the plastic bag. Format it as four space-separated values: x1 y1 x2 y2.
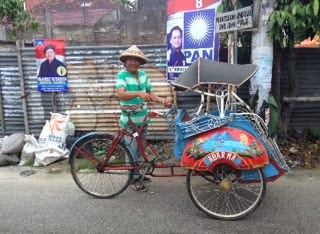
34 145 68 166
19 135 39 166
34 112 74 166
38 120 50 149
47 112 71 150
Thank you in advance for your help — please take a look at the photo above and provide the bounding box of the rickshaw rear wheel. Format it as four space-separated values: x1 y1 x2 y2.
186 164 266 221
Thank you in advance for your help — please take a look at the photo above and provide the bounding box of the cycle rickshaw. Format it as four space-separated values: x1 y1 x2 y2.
69 58 289 220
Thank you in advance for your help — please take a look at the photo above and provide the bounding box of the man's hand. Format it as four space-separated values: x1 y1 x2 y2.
139 92 154 102
163 99 173 108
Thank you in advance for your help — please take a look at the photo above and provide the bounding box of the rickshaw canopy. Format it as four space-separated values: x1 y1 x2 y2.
170 57 258 90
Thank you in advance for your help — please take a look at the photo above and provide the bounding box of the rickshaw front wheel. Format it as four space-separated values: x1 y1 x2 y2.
186 164 266 221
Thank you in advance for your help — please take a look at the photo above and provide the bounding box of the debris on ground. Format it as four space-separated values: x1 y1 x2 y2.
281 129 320 169
19 169 37 177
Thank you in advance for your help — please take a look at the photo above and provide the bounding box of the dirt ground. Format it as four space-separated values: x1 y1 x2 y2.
280 129 320 169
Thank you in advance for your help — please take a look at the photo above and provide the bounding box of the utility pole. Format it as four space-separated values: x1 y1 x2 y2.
250 0 275 115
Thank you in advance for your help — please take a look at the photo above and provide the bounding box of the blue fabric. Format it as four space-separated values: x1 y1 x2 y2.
173 109 191 160
167 47 186 66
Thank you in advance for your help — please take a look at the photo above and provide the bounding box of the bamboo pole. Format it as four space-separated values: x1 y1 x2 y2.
283 97 320 102
17 40 30 134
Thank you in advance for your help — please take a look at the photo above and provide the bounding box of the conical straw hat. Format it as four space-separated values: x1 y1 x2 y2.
119 45 148 65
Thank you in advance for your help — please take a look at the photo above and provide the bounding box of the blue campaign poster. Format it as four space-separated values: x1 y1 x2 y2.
35 39 68 92
166 0 221 81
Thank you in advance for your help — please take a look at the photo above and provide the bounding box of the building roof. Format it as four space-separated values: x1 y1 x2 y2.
26 0 120 26
295 35 320 48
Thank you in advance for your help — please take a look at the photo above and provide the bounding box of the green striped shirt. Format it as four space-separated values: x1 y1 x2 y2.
116 69 152 128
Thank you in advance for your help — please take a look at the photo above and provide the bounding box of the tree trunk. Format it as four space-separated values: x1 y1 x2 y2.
278 39 299 144
271 41 287 144
271 42 281 107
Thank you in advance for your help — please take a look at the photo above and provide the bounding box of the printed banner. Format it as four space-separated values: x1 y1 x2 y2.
167 0 221 81
215 6 253 33
35 39 68 92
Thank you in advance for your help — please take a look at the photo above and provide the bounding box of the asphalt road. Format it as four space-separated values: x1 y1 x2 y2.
0 165 319 234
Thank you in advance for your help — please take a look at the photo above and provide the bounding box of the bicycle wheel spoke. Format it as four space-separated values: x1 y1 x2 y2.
70 134 134 199
187 165 266 220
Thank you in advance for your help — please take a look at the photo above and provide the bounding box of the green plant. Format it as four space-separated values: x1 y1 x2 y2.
25 160 34 167
307 128 320 140
76 160 95 171
119 0 136 11
0 0 39 40
268 0 320 143
268 0 320 48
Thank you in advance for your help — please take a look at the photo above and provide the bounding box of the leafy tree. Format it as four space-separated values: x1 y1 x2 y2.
0 0 39 40
119 0 136 11
268 0 320 143
218 0 252 12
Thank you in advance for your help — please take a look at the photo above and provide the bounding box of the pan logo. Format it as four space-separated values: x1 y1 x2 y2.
184 9 215 49
35 40 46 46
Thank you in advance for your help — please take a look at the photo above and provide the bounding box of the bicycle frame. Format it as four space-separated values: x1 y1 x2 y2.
69 104 186 177
117 106 186 177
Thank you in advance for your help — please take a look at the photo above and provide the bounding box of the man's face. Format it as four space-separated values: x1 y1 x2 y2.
170 29 182 49
45 49 55 63
125 57 141 73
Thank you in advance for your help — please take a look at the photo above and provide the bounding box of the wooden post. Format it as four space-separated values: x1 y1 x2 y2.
173 88 177 107
231 0 238 65
227 33 234 64
0 79 5 136
206 84 212 113
44 10 57 113
252 0 262 29
17 40 30 134
227 0 238 64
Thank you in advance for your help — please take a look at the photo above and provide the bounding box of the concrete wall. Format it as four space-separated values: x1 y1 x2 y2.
35 0 167 46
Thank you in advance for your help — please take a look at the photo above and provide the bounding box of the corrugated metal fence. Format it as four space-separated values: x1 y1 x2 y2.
21 44 177 140
0 45 319 139
0 44 204 140
0 52 25 135
280 48 320 130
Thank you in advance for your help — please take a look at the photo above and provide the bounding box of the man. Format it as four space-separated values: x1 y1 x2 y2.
38 45 67 77
116 45 172 192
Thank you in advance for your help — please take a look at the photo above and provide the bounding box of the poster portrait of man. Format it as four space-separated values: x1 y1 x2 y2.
35 39 68 92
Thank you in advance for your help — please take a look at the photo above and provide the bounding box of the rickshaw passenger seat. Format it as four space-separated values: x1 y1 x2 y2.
174 109 192 126
182 113 192 122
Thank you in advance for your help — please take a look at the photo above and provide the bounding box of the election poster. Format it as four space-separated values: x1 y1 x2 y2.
167 0 222 81
35 39 68 92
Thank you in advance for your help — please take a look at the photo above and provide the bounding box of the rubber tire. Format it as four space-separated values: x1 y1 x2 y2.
69 133 134 199
186 166 266 221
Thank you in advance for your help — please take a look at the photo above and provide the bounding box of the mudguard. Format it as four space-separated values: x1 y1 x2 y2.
180 126 270 171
